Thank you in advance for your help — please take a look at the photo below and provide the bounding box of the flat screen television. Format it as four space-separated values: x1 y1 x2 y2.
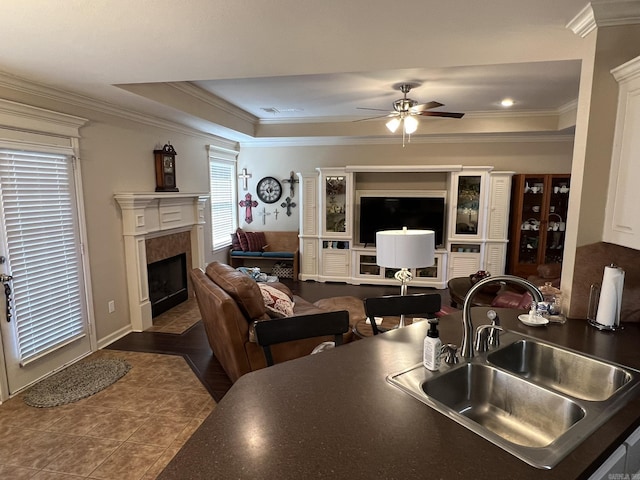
359 196 446 247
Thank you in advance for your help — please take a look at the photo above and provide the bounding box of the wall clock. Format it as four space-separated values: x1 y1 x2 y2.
154 143 179 192
256 176 283 203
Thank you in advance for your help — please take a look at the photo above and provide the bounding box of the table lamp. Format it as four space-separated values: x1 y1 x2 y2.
376 227 436 327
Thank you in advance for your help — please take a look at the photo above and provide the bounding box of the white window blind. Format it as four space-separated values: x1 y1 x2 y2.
209 157 237 250
0 150 86 364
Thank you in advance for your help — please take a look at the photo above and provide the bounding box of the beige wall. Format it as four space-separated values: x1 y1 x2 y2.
0 81 574 345
0 84 225 342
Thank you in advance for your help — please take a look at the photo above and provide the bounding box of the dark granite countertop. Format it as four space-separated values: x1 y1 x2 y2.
159 308 640 479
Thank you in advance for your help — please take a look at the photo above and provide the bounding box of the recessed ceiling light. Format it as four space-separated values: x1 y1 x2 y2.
501 98 514 107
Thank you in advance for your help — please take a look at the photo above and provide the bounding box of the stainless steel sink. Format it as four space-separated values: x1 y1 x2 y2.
487 339 633 401
387 331 640 469
422 363 584 448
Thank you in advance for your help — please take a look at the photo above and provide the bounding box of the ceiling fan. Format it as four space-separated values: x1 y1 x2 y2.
356 83 464 145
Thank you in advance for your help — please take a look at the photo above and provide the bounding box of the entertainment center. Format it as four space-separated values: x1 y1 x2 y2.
297 165 513 289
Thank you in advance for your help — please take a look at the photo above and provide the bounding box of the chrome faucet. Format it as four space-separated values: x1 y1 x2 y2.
461 275 543 358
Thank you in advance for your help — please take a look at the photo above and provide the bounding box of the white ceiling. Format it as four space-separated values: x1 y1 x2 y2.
0 0 606 143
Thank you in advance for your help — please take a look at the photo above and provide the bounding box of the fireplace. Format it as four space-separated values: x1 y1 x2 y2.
115 192 209 331
148 253 188 317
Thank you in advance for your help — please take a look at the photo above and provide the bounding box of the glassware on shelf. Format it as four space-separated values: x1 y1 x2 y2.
539 281 566 323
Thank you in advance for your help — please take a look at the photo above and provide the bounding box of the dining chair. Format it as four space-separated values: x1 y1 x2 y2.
253 310 350 366
364 293 442 335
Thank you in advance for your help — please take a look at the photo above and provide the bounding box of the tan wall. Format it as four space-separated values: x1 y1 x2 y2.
0 83 574 344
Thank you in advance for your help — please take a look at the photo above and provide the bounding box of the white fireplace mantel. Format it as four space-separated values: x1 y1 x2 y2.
115 192 209 331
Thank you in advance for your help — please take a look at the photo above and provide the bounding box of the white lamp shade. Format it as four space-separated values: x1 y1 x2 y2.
403 115 419 134
376 228 435 269
386 117 401 133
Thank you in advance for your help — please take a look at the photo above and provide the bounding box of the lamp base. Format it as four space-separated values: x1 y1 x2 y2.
394 268 413 327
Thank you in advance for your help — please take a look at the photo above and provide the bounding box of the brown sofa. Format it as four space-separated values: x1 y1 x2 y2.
190 261 366 382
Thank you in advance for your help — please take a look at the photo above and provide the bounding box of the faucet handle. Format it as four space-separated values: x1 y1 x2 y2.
442 343 459 364
487 310 501 347
475 324 504 353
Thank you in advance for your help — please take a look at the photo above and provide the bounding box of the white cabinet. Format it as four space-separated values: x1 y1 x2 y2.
351 248 447 288
448 170 488 241
484 242 508 276
604 56 640 250
318 168 352 238
486 172 513 241
320 241 350 280
299 237 318 279
298 172 318 236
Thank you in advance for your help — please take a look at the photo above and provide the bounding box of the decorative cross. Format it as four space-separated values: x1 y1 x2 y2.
239 193 258 223
257 207 271 225
282 171 299 197
238 168 252 191
280 197 297 217
273 208 280 220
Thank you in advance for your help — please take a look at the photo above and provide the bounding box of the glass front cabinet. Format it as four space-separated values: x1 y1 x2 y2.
319 168 352 238
449 172 487 240
507 174 571 279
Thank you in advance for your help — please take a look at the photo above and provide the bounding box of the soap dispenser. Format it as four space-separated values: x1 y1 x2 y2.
423 319 442 371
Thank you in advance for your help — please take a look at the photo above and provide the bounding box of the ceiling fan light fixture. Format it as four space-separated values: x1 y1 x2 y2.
403 115 419 134
386 117 401 133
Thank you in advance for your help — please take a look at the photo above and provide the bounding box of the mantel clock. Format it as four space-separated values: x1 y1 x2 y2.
154 143 179 192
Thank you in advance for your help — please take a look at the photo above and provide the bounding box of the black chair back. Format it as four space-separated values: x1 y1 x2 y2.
364 293 441 335
254 310 350 366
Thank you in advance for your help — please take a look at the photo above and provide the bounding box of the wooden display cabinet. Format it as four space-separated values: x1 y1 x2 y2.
507 174 571 279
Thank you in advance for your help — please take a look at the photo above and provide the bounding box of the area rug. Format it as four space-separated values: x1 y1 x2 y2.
23 358 131 408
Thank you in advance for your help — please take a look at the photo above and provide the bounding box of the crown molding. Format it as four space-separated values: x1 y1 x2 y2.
239 133 575 148
567 0 640 38
168 82 258 124
0 71 233 144
611 54 640 82
0 98 88 137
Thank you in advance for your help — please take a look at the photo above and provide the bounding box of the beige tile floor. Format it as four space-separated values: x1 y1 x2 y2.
146 297 201 334
0 349 216 479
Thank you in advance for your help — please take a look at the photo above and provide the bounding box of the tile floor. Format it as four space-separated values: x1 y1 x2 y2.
0 349 216 479
146 297 201 335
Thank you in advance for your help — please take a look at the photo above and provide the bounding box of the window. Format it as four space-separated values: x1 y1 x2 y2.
0 149 86 363
209 154 237 250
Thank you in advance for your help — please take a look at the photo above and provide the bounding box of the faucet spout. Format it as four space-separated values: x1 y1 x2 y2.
460 275 543 359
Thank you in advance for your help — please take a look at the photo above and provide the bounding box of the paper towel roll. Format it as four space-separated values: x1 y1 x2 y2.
595 265 625 327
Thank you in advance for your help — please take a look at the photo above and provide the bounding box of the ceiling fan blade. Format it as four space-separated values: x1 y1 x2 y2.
417 111 465 119
411 101 444 112
353 113 396 122
356 107 393 112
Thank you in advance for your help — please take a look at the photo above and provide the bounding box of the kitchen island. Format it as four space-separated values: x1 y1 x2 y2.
159 308 640 479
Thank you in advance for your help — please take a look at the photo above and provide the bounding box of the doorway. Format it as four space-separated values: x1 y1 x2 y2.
0 149 93 397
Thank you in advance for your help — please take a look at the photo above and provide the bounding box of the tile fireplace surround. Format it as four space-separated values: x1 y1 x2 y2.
115 193 208 331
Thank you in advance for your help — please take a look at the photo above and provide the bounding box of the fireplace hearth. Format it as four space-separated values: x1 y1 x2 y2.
148 253 188 317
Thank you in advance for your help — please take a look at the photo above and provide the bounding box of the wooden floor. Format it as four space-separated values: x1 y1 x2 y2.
107 280 450 403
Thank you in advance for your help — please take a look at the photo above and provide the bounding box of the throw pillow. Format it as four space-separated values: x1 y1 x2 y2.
245 231 266 252
236 228 249 251
259 283 295 318
230 233 242 251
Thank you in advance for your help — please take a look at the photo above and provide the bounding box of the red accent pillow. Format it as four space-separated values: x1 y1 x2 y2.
236 228 249 251
245 232 267 252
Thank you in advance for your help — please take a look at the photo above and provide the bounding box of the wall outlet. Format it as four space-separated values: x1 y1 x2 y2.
108 300 115 313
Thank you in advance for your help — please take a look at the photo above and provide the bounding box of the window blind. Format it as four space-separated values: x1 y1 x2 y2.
209 157 237 250
0 150 86 364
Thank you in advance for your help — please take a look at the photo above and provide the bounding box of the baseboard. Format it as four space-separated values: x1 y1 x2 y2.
97 324 133 349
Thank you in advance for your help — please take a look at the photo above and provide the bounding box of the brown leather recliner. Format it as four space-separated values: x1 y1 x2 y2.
190 262 366 383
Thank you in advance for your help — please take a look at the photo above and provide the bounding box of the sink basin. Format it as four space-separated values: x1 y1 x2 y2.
422 363 584 448
387 331 640 469
487 339 633 401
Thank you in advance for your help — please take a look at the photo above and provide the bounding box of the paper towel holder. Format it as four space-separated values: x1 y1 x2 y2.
587 264 625 331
